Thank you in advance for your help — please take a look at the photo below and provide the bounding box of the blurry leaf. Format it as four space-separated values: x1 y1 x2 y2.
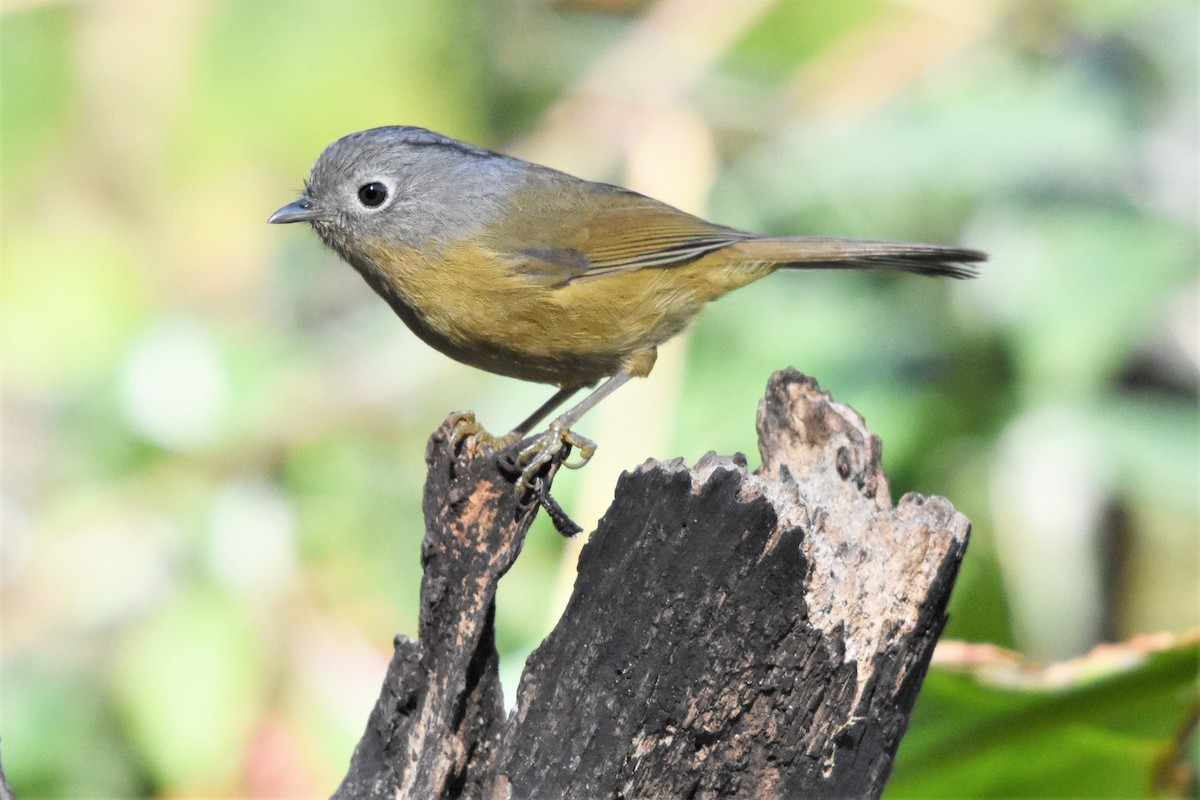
110 587 266 791
888 632 1200 797
0 7 75 193
724 0 883 81
3 659 145 797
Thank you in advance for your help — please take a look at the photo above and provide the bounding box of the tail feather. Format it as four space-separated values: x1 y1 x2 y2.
732 236 987 279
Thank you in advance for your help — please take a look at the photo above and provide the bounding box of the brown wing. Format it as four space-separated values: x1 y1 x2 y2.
572 200 748 278
490 183 749 287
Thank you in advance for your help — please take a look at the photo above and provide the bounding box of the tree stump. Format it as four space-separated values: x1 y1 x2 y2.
333 368 970 800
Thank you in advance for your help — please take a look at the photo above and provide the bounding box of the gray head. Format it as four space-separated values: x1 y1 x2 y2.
269 126 523 256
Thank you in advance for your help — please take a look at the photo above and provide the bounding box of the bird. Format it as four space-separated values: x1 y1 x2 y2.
269 126 985 490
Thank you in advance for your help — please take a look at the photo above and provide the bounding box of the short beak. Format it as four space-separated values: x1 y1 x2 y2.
268 198 327 224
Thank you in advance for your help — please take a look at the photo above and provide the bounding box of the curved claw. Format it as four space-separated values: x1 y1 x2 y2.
448 411 482 449
559 430 597 470
447 412 517 454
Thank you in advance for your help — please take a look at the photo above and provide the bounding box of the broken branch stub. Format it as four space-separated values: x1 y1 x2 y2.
334 369 970 800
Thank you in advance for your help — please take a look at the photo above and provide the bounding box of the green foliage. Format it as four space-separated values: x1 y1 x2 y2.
889 636 1199 797
3 660 147 797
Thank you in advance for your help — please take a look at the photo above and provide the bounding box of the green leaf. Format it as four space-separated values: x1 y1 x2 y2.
888 634 1200 797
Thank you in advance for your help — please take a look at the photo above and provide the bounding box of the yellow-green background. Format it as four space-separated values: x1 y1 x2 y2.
2 0 1196 796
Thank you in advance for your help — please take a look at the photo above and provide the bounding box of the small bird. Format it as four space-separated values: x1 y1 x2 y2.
270 126 985 488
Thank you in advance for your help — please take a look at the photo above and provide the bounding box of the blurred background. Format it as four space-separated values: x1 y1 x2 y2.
1 0 1196 796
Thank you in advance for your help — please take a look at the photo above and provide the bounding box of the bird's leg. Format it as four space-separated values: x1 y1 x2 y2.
511 384 586 436
513 370 634 491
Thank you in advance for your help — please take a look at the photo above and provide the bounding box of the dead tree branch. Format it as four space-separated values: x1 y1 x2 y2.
334 368 970 800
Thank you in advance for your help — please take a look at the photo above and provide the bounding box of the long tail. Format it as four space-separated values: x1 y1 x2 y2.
730 236 986 279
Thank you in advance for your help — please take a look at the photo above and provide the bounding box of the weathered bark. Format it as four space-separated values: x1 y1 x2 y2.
335 369 971 800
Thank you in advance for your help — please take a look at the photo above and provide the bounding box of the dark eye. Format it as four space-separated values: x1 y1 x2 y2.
357 182 388 208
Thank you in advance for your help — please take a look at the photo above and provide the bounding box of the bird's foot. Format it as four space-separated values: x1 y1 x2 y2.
447 411 518 454
511 421 597 493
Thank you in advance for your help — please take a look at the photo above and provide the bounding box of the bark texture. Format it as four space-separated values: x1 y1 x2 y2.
335 369 970 800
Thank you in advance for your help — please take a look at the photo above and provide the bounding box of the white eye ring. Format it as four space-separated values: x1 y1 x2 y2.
357 181 389 208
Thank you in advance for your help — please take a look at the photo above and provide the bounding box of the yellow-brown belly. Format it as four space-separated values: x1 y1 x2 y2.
352 238 766 386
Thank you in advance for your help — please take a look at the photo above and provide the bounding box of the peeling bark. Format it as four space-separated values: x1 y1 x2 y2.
334 369 970 800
